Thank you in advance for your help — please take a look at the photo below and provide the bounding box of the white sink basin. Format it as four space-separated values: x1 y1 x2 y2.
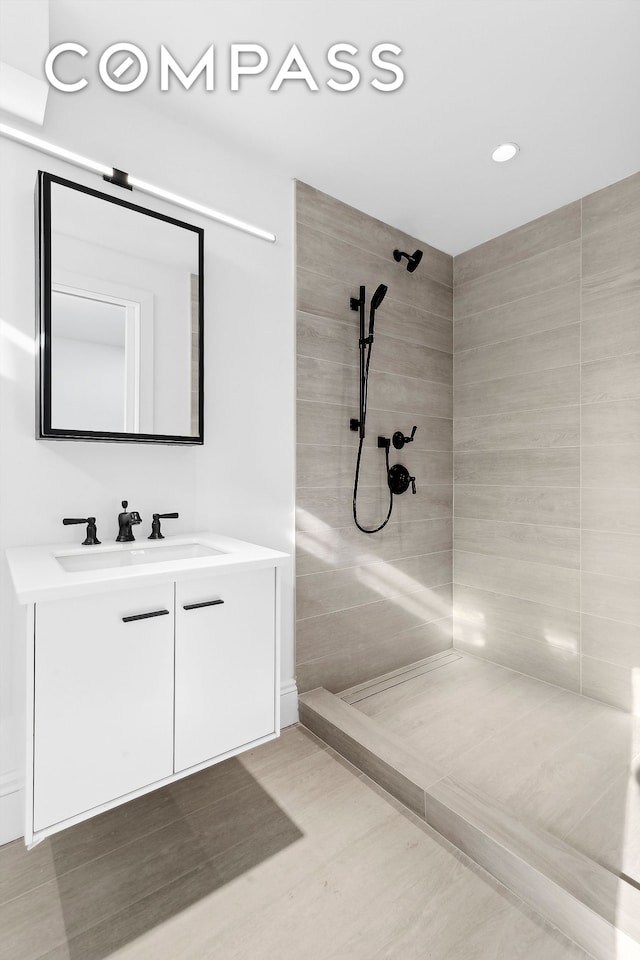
56 541 224 572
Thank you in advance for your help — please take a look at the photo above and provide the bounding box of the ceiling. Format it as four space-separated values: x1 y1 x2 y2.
49 0 640 255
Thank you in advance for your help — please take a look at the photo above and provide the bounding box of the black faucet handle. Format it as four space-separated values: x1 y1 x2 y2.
149 512 179 540
63 516 101 546
392 426 417 450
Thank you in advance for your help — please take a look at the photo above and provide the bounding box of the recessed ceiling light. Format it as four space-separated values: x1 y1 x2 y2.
492 142 519 163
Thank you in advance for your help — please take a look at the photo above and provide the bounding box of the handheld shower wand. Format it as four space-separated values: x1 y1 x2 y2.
350 283 387 439
350 283 395 534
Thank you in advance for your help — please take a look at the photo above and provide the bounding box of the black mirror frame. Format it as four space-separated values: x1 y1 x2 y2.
36 171 205 445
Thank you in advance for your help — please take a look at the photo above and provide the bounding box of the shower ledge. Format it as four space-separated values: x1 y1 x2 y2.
299 687 640 960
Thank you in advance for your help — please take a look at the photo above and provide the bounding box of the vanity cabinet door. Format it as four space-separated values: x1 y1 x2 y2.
174 567 276 772
33 584 175 831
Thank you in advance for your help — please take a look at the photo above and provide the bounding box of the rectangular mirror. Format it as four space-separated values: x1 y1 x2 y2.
37 171 204 444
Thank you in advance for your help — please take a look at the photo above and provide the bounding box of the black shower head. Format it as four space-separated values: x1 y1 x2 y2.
393 248 423 273
368 283 388 338
371 283 388 311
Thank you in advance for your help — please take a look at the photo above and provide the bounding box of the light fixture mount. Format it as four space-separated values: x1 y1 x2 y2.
491 142 519 163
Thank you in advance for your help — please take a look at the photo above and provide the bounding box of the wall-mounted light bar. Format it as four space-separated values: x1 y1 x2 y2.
0 122 276 243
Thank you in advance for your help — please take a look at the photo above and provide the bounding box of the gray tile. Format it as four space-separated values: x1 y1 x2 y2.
297 516 452 576
297 353 357 406
454 240 580 319
564 768 640 880
495 710 636 842
296 584 453 686
454 364 580 418
582 529 640 581
455 551 580 610
582 656 638 713
297 220 453 319
423 775 640 960
298 268 453 353
582 206 640 280
582 443 640 489
450 684 610 795
582 399 640 446
297 180 453 288
454 449 579 487
297 617 453 694
297 311 453 383
455 517 579 569
454 624 580 693
454 202 580 285
454 281 580 353
454 324 579 387
582 571 640 628
582 613 640 669
298 688 443 814
581 266 640 361
582 170 640 233
454 405 580 452
296 442 357 489
298 351 452 419
454 484 580 527
298 446 448 498
454 583 580 649
297 400 452 451
297 551 452 620
298 443 451 494
297 482 452 531
581 302 640 369
582 353 640 404
582 486 640 536
366 365 453 419
371 333 453 384
297 310 356 366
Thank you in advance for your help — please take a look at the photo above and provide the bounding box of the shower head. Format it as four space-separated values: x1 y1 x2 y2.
367 283 388 339
393 248 423 273
371 283 388 312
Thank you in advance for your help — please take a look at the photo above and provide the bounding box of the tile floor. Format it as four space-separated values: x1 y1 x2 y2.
353 653 640 886
0 725 592 960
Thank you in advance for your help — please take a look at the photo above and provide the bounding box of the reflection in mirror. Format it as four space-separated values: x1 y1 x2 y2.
38 172 204 444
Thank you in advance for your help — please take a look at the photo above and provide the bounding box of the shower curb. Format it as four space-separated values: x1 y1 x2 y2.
299 688 640 960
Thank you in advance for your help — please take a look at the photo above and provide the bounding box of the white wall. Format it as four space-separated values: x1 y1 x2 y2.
52 337 126 431
0 85 295 842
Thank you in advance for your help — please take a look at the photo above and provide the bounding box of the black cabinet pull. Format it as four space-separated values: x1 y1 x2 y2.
183 599 224 611
122 609 170 623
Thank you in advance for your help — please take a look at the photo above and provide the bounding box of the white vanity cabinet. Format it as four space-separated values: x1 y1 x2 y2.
34 584 175 832
6 532 288 847
174 568 276 772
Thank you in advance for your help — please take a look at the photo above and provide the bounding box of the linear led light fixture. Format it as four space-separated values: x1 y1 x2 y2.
0 122 276 243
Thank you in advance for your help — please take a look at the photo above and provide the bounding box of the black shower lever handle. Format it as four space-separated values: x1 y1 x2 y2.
410 476 417 495
392 425 418 450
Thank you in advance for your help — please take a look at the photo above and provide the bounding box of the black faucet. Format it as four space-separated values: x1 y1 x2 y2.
116 501 142 542
148 512 179 540
63 516 100 545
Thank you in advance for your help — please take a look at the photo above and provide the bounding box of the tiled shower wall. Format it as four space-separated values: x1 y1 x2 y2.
453 170 640 713
295 182 454 693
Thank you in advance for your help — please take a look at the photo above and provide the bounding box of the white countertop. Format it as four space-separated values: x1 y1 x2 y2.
6 532 290 604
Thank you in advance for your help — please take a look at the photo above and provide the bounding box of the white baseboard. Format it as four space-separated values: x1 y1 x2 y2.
0 772 22 845
280 679 299 727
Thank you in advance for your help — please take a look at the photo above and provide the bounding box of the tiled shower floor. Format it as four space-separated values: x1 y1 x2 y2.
350 652 640 886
